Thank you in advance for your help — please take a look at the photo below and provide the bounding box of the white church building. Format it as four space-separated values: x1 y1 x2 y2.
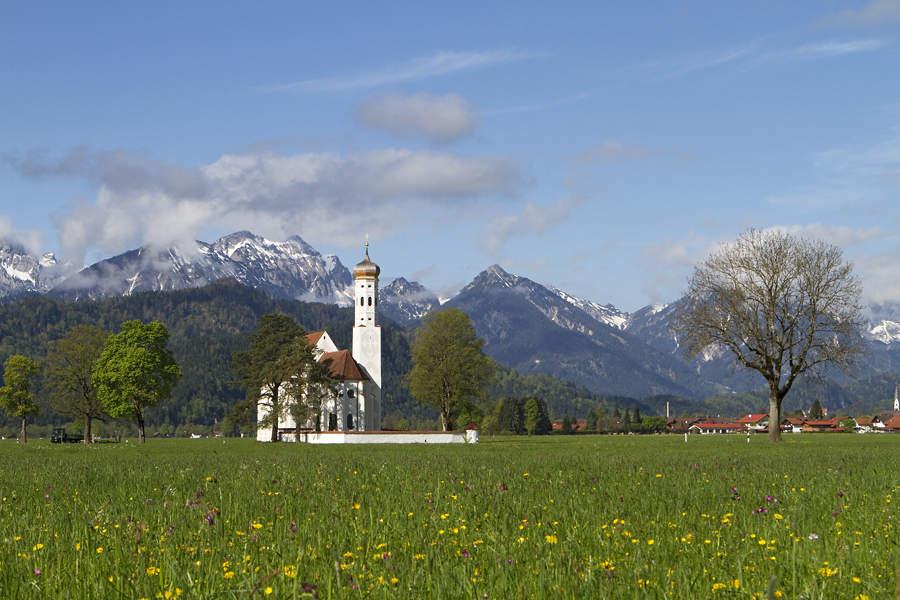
257 245 476 444
256 246 383 441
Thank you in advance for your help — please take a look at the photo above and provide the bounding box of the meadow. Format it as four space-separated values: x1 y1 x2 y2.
0 434 897 599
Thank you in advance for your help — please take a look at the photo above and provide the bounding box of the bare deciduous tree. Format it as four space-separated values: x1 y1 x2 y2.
671 229 868 442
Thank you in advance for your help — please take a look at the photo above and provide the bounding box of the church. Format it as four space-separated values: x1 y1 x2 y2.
256 245 383 441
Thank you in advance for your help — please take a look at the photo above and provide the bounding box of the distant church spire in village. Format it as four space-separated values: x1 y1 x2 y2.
894 385 898 412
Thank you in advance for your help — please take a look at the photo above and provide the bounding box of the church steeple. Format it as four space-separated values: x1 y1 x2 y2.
894 385 898 412
352 237 382 430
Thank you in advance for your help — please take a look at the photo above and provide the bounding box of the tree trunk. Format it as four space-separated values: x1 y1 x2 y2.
21 417 27 443
767 388 783 442
85 417 92 444
137 415 146 444
441 411 451 431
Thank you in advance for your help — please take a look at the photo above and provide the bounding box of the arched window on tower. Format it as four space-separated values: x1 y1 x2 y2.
360 297 364 306
347 413 354 430
368 297 372 306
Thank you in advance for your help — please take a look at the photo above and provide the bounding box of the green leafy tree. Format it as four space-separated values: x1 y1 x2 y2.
672 229 868 442
406 309 495 431
641 415 667 433
45 325 110 444
230 314 331 442
842 416 856 433
560 414 574 435
93 320 182 444
0 355 42 442
809 399 825 420
480 414 500 436
523 397 552 435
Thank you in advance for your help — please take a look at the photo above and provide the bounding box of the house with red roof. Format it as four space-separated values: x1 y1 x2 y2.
801 417 843 433
737 413 769 431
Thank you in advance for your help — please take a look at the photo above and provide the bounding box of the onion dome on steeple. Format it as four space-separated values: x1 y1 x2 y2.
354 243 380 279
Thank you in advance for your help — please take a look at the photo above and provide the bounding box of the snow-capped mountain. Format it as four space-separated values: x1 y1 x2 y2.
544 284 630 329
0 240 69 297
446 264 726 398
49 232 354 304
379 277 441 326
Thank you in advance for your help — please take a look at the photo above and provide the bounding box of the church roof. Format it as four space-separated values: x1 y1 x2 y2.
306 331 326 346
354 246 380 279
320 350 370 381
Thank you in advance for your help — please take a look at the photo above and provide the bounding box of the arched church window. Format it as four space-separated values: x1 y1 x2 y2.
360 297 364 306
347 414 354 430
368 297 372 306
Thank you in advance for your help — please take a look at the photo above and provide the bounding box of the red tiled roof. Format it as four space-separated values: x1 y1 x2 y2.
306 331 326 346
738 413 768 423
881 416 900 429
320 350 370 381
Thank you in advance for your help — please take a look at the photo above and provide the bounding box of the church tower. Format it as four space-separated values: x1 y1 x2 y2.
894 385 898 412
352 242 382 430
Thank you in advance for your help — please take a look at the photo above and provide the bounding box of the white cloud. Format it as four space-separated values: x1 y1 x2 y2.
771 223 890 249
7 146 520 266
818 0 900 27
262 50 540 94
480 195 586 254
621 37 885 82
355 91 478 145
767 129 900 212
854 247 900 306
0 215 44 255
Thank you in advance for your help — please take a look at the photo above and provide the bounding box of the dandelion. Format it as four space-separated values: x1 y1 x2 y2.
147 567 159 576
264 587 273 595
545 535 558 544
224 572 235 579
647 539 655 545
96 547 103 554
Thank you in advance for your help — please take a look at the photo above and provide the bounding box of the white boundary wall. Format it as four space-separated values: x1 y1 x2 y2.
281 430 478 444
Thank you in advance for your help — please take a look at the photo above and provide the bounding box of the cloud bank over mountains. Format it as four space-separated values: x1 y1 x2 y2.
5 144 521 268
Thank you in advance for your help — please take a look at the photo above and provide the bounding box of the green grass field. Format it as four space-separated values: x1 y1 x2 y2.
0 434 897 599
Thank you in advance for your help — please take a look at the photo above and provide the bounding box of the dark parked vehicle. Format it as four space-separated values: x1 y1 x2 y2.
50 428 84 443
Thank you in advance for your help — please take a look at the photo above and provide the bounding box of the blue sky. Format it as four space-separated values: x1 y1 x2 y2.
2 2 900 312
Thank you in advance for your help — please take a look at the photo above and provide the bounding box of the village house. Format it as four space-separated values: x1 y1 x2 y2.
737 413 768 431
688 421 744 435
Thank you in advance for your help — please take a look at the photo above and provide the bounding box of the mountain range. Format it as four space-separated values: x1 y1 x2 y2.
3 231 900 403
